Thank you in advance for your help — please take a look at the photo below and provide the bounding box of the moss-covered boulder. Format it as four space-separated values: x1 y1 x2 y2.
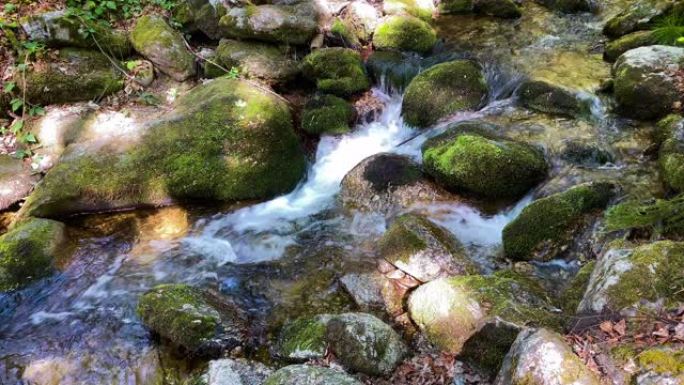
0 218 66 291
264 365 362 385
383 0 435 21
0 156 38 211
16 48 124 107
21 78 306 217
558 261 596 315
340 153 450 213
578 241 684 314
276 315 331 362
494 328 601 385
538 0 593 13
219 2 320 46
421 128 548 199
378 213 477 282
373 15 437 54
326 313 408 376
301 95 354 135
613 45 684 120
302 48 370 97
130 15 196 81
402 60 488 128
215 39 299 85
502 182 615 261
603 0 678 38
341 0 380 42
21 10 131 56
656 114 684 193
516 79 590 118
173 0 227 39
604 30 656 62
408 272 559 353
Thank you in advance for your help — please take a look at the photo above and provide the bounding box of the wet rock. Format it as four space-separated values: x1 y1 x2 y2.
516 79 590 118
352 91 385 123
0 218 65 291
0 156 38 211
330 18 362 47
340 0 379 42
421 126 547 199
613 45 684 120
383 0 435 21
137 284 246 355
538 0 593 13
204 358 273 385
264 365 362 385
604 30 656 62
502 182 615 261
402 60 487 128
458 318 522 380
21 78 306 217
301 94 355 135
16 48 124 107
373 15 437 54
326 312 408 375
339 153 450 214
558 260 596 315
378 213 477 282
276 314 331 362
219 2 321 45
438 0 520 17
656 114 684 193
21 10 131 56
173 0 227 39
339 272 404 315
130 15 196 81
603 0 678 38
366 50 422 90
578 241 684 314
408 271 559 353
302 47 370 97
215 39 299 85
560 139 614 167
494 328 601 385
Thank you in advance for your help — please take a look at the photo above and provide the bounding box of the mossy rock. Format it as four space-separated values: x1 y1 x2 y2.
475 0 521 18
578 241 684 313
383 0 435 21
301 94 354 135
516 79 589 118
276 315 331 362
657 114 684 193
637 347 684 377
402 60 488 128
378 213 478 282
502 182 615 261
603 0 677 38
16 48 124 107
302 48 370 97
558 261 596 315
408 271 560 353
365 50 422 91
341 0 380 42
21 78 306 217
215 39 299 84
219 2 320 46
264 365 363 385
0 218 66 292
373 15 437 54
560 139 614 167
538 0 593 13
331 18 362 48
613 45 684 120
130 15 196 81
458 319 522 380
21 10 131 57
172 0 227 39
421 129 547 199
604 30 656 62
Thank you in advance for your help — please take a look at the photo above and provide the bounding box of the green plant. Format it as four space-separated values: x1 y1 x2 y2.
65 0 177 23
605 194 684 234
227 67 240 79
652 11 684 45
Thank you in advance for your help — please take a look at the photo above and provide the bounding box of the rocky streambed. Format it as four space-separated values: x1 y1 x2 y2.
1 0 684 384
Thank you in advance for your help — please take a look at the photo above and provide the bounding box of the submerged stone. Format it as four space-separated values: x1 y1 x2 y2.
538 0 593 13
301 94 355 135
516 79 590 118
560 139 614 167
438 0 520 17
302 48 370 97
372 15 437 54
365 50 422 91
215 39 299 85
264 365 362 385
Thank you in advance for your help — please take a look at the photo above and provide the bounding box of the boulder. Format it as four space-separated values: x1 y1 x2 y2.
559 139 614 167
330 18 362 47
276 315 331 362
502 182 615 261
340 0 380 42
204 358 273 385
421 127 548 199
173 0 228 39
558 261 596 315
494 328 601 385
20 78 306 218
16 48 124 107
339 153 449 213
516 79 590 118
137 284 246 355
264 365 362 385
339 272 404 315
215 39 299 84
130 15 196 81
458 318 522 380
656 114 684 192
578 241 684 314
538 0 593 13
402 60 488 128
326 312 408 375
0 218 65 291
302 47 370 96
219 2 320 45
373 15 437 54
378 213 477 282
613 45 684 120
408 271 559 353
301 94 355 135
0 156 38 211
383 0 435 21
21 10 131 56
603 0 678 38
604 30 656 62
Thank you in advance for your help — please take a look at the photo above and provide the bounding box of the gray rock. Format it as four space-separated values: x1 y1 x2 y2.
516 79 590 118
264 365 362 385
215 39 299 84
603 0 678 38
0 156 38 211
604 30 656 62
205 358 273 385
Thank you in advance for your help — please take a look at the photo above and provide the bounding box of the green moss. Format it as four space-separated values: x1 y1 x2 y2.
331 18 361 47
0 218 65 291
604 194 684 234
604 30 656 62
438 0 474 14
302 48 370 97
136 284 220 352
517 80 588 118
402 60 488 128
301 94 354 135
502 182 614 261
638 348 684 375
373 15 437 54
277 315 330 361
378 214 429 264
657 114 684 192
476 0 522 18
383 0 434 21
559 261 596 315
